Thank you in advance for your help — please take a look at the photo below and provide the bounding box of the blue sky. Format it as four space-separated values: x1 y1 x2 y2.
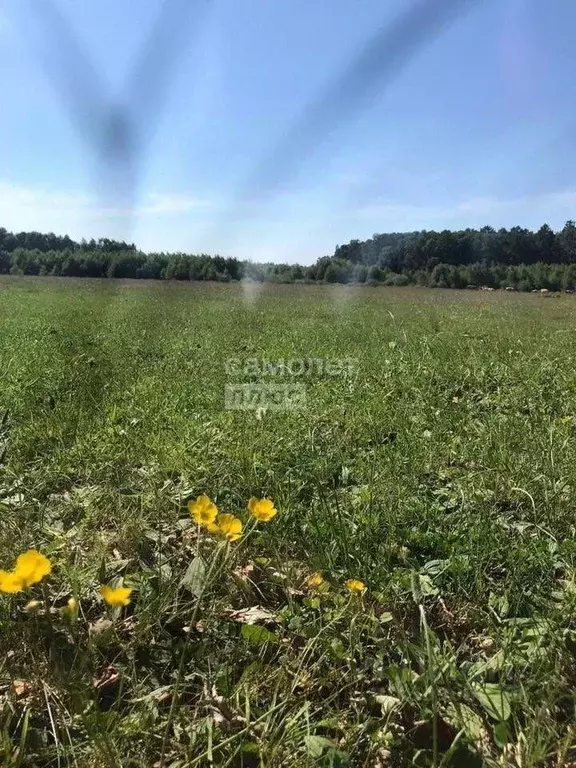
1 0 575 263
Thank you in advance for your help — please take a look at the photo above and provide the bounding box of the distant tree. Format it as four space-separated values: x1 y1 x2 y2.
136 254 166 279
309 256 331 281
5 220 576 289
107 252 146 278
225 257 241 281
334 239 362 264
388 273 409 286
352 264 368 283
430 263 450 288
558 220 576 264
366 265 385 284
324 264 339 283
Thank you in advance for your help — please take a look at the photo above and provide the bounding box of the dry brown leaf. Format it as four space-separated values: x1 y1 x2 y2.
12 680 33 698
155 691 172 704
94 666 120 690
205 684 247 732
233 563 256 581
373 748 392 768
89 617 113 636
286 586 306 597
226 605 277 625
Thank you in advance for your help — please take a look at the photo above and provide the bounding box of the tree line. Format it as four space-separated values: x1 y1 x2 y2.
3 222 576 291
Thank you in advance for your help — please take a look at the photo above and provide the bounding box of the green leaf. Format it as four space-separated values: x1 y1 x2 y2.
238 660 265 685
446 703 484 741
287 615 303 630
493 721 509 748
180 556 205 596
329 638 347 659
410 571 422 603
488 592 509 618
472 683 511 721
240 740 260 755
240 624 278 645
322 749 351 767
305 735 334 758
422 559 449 576
314 718 345 733
418 573 439 596
410 571 439 602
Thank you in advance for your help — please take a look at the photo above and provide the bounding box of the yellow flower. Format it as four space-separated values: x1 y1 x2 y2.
0 570 24 594
214 513 243 542
247 497 277 522
15 550 52 587
205 521 222 535
188 495 218 526
0 550 52 594
345 578 366 593
100 584 133 607
306 572 325 589
63 597 79 621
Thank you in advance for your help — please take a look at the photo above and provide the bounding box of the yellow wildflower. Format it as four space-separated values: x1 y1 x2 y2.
15 550 52 587
188 495 218 526
214 513 243 542
63 597 79 621
206 521 222 535
306 572 325 589
100 585 133 607
0 570 24 594
345 578 366 593
0 550 52 594
247 497 277 522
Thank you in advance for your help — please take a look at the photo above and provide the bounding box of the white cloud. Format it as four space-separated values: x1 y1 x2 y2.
0 180 92 235
0 181 90 212
0 180 211 242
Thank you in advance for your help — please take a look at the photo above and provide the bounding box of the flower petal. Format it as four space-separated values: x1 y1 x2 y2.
100 585 133 607
217 513 243 541
188 495 218 526
14 550 51 587
247 497 277 522
345 579 366 593
0 570 24 594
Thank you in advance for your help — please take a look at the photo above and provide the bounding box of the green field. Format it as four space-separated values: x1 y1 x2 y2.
1 276 576 766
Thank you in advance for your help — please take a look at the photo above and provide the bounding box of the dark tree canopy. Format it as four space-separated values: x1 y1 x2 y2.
2 221 576 291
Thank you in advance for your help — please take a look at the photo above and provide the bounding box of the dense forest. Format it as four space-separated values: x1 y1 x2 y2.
3 221 576 291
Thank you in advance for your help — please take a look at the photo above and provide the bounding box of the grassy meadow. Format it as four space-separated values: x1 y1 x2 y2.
1 276 576 766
